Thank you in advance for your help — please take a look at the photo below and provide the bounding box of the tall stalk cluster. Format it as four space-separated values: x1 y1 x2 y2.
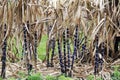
57 28 72 76
1 24 7 78
57 26 81 76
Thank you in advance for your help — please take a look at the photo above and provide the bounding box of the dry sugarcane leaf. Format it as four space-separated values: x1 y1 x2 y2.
7 1 14 38
0 6 4 24
81 19 87 36
37 23 44 44
15 0 22 25
91 18 105 40
108 16 120 32
49 20 57 40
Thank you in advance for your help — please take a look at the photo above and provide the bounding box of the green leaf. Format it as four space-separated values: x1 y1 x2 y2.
27 73 44 80
46 75 56 80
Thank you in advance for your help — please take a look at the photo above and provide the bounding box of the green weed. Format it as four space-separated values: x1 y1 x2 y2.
7 77 16 80
46 75 56 80
27 73 44 80
111 65 120 80
0 77 3 80
37 35 47 61
87 75 103 80
57 75 73 80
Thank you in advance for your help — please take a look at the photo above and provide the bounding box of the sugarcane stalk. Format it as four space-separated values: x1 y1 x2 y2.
46 26 52 67
74 25 78 59
94 45 99 75
1 24 7 78
71 25 78 69
57 37 64 73
63 30 67 74
23 23 29 74
67 28 70 68
66 28 71 76
51 38 55 67
27 21 32 60
94 35 99 75
70 25 78 76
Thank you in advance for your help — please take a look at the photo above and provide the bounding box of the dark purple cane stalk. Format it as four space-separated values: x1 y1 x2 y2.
76 25 79 59
94 46 99 75
77 38 80 49
71 25 78 70
74 25 78 59
70 25 78 76
63 30 67 74
51 38 55 67
47 40 50 67
99 43 104 71
1 24 7 78
34 31 37 61
23 24 27 55
23 23 30 74
67 28 70 68
47 25 52 67
66 28 71 76
27 21 32 59
94 35 99 75
57 37 64 73
34 31 37 59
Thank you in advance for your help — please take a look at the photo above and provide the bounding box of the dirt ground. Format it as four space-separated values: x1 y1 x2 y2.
0 57 120 79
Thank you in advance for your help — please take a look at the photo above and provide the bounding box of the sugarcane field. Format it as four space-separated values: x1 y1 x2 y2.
0 0 120 80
